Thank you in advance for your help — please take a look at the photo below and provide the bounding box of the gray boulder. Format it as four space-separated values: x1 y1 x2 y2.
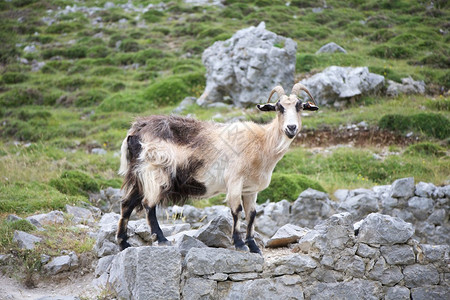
185 247 263 276
172 97 197 114
195 215 232 248
266 224 309 248
385 286 410 300
367 257 403 286
380 244 415 265
415 182 437 198
108 246 182 300
13 230 42 250
357 213 414 245
176 234 207 256
44 252 78 275
386 77 426 97
403 264 439 287
411 286 449 300
290 189 335 228
65 205 95 224
182 277 218 300
298 66 384 106
316 42 347 54
418 244 449 264
26 210 64 227
265 253 317 276
407 196 434 220
256 199 291 237
198 22 297 107
389 177 415 199
338 193 379 220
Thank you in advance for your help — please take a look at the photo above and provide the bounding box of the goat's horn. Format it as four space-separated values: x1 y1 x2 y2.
291 83 317 106
267 86 285 103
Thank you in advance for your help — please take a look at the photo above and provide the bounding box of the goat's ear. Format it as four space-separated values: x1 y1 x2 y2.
302 101 319 111
256 103 277 112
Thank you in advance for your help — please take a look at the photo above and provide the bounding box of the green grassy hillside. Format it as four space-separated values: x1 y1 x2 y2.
0 0 449 212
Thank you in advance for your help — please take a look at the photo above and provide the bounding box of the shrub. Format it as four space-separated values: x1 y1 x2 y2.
74 89 108 107
134 48 166 64
257 173 325 203
143 9 165 23
296 54 318 73
404 142 446 157
426 98 450 111
420 52 450 69
0 88 42 107
119 39 140 52
368 29 396 42
49 170 99 197
369 45 413 59
108 34 125 48
0 181 85 214
46 22 80 34
379 113 450 139
143 77 189 106
56 76 87 92
66 45 87 59
1 72 28 84
87 45 110 58
98 90 148 112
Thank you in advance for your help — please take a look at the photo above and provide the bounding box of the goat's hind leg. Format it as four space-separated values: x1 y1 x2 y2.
144 204 172 246
231 203 249 252
243 193 261 254
117 189 142 250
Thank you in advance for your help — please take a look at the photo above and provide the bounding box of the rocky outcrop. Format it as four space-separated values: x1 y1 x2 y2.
13 230 42 250
298 66 385 107
198 22 297 107
387 77 426 97
315 42 347 54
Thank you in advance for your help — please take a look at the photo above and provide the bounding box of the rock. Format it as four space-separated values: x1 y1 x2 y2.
385 286 410 300
198 22 297 107
98 212 120 227
95 255 115 277
228 272 259 281
367 257 404 286
316 42 347 54
290 189 335 228
91 148 107 155
172 97 197 114
380 244 415 265
415 182 437 198
26 210 64 226
389 177 415 199
334 255 365 278
13 230 42 250
339 193 379 220
356 243 379 258
35 297 81 300
265 254 317 276
44 253 78 275
298 66 384 106
333 189 349 202
65 205 95 224
411 286 449 300
266 224 309 248
386 77 426 97
256 200 291 237
403 264 439 287
427 209 446 225
24 45 37 53
161 223 191 237
310 267 344 283
195 215 232 248
206 273 228 281
407 197 434 220
418 244 449 264
108 246 182 300
6 214 21 222
304 279 382 300
94 221 120 257
217 276 304 300
182 278 217 300
176 234 207 256
185 247 263 276
357 213 414 245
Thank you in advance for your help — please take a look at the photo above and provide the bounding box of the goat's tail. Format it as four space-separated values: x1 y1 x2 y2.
118 137 129 176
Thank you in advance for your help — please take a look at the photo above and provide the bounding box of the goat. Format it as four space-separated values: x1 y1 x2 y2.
116 83 318 254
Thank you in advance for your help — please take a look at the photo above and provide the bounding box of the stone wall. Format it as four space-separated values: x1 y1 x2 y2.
93 178 449 299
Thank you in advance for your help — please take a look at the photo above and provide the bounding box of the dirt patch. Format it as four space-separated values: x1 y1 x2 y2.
295 127 420 148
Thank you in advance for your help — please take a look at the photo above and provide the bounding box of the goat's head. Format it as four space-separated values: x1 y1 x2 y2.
257 83 318 139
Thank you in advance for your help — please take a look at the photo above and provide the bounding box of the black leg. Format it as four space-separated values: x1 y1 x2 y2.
145 205 171 246
232 205 249 251
245 209 261 254
117 189 142 251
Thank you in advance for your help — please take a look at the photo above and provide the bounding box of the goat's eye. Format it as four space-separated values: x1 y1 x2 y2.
276 103 285 114
295 101 302 112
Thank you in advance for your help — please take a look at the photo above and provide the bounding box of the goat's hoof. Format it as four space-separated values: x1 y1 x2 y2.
157 240 172 246
119 241 131 251
246 239 262 254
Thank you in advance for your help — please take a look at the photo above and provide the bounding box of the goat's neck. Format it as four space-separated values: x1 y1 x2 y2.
263 118 293 159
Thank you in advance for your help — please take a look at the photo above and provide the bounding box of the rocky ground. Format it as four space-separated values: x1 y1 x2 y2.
2 177 448 299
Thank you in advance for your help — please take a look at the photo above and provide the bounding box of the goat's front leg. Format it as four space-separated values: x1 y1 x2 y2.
117 188 142 251
143 203 171 246
243 193 261 254
226 180 248 252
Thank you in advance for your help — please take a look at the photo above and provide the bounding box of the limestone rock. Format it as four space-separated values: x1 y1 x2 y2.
256 200 291 237
290 189 335 228
356 243 379 258
182 277 217 300
266 224 309 248
380 244 415 265
407 197 434 220
385 286 410 300
13 230 42 250
176 234 207 256
185 247 263 276
403 264 439 287
265 253 317 276
316 42 347 54
339 193 379 220
26 210 64 226
44 253 78 275
389 177 415 199
195 215 232 248
199 22 297 107
108 246 182 300
357 213 414 245
411 286 449 300
415 182 437 198
65 205 95 224
386 77 426 97
298 66 384 106
304 279 382 300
